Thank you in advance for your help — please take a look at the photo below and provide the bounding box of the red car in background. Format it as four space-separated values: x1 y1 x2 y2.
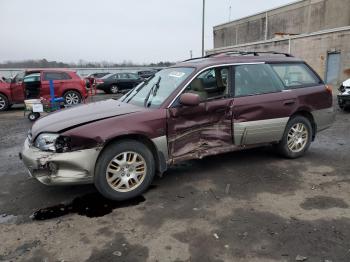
0 69 87 111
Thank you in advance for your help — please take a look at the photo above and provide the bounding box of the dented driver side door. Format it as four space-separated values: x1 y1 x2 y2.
167 66 234 163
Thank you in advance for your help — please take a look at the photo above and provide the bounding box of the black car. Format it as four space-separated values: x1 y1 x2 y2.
137 70 157 80
87 72 111 79
96 73 142 94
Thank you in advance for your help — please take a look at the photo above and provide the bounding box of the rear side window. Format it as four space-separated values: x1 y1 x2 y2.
270 63 320 89
128 73 138 79
43 72 71 81
234 64 284 97
117 73 129 79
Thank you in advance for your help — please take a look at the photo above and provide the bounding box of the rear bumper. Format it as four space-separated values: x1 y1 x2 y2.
311 107 335 132
20 139 100 185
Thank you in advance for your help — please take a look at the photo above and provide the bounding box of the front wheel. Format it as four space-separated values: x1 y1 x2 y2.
94 140 155 201
276 116 312 159
63 90 82 105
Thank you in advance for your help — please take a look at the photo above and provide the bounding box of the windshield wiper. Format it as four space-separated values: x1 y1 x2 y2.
125 76 154 103
144 76 161 107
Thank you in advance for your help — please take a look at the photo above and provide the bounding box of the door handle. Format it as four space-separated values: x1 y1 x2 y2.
284 100 296 106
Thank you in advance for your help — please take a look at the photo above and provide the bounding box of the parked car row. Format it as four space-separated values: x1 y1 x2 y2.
0 69 87 111
84 69 159 94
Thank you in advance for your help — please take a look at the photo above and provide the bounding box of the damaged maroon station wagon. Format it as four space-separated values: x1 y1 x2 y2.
20 52 335 200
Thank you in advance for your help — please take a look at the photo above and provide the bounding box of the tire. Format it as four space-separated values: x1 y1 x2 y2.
0 94 9 111
276 116 312 159
94 140 155 201
110 85 119 94
28 112 40 121
63 90 82 105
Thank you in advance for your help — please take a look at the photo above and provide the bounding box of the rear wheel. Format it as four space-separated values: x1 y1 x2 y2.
64 90 82 105
94 140 155 201
0 94 9 111
277 116 312 158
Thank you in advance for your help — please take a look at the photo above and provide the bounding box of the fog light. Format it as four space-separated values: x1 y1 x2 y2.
48 162 59 174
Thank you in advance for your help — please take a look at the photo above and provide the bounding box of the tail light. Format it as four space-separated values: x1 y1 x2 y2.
325 84 333 95
95 79 104 84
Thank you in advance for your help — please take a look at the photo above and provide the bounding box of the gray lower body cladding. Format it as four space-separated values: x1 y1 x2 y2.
20 107 334 186
234 117 289 146
234 107 335 146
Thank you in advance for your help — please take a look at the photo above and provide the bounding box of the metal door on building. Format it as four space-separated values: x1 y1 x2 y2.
325 52 341 85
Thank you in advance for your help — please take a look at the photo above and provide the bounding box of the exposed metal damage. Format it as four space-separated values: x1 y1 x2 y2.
21 139 102 185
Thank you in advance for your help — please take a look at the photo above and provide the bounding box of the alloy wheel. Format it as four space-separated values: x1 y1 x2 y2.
287 123 308 153
110 85 119 94
106 151 147 192
65 92 80 105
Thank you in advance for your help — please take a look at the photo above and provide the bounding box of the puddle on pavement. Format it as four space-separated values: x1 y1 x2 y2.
31 193 146 221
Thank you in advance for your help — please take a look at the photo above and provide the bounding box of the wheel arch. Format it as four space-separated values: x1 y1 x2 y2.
62 88 83 97
97 134 167 176
290 110 316 140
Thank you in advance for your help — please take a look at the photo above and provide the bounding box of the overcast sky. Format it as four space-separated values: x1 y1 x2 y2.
0 0 293 64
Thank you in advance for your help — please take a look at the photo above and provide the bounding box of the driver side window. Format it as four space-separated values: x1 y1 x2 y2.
183 67 229 101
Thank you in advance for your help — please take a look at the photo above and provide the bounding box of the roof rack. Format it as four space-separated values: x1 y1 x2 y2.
207 50 294 58
183 50 293 62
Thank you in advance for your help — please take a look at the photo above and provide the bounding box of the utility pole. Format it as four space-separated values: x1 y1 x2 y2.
190 50 193 59
229 6 232 22
202 0 205 57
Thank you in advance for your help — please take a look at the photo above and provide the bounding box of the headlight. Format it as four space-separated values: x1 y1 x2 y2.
34 133 59 151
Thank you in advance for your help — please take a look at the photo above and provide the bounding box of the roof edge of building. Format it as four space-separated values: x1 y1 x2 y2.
213 0 306 29
208 26 350 54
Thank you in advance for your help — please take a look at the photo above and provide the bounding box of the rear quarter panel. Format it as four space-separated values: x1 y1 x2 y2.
61 72 87 98
291 84 334 131
292 85 333 111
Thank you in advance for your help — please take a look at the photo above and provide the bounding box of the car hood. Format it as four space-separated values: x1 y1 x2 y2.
31 99 144 138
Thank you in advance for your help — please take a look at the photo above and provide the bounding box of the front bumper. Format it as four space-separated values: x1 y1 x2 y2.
20 139 101 185
338 95 350 107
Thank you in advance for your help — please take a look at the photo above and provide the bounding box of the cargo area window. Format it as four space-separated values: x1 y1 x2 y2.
43 72 71 81
270 63 320 88
234 64 283 97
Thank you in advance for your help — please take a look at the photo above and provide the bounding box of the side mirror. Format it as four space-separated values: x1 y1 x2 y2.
179 93 200 106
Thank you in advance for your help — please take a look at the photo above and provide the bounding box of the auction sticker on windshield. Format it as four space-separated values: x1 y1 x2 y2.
169 71 186 78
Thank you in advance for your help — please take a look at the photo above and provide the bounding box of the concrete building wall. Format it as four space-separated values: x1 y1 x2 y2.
208 28 350 85
214 0 350 48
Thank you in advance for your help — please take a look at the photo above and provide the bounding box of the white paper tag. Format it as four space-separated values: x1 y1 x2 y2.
32 103 44 112
169 72 185 78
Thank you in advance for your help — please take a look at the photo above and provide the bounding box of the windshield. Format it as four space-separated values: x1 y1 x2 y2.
120 67 194 108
